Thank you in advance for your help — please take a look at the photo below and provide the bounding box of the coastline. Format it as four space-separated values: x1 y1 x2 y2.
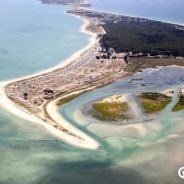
0 10 100 150
1 4 183 150
0 81 99 149
85 6 184 26
46 92 100 149
0 13 97 84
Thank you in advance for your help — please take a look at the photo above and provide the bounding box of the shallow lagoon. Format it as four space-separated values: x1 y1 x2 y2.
1 67 184 184
59 66 184 184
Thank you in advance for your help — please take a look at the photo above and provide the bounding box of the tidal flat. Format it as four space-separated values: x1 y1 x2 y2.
60 66 184 184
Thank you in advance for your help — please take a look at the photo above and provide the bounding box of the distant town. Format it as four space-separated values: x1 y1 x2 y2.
69 8 184 58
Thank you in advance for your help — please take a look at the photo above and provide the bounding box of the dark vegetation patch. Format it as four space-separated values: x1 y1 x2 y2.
102 21 184 56
57 92 85 106
92 102 130 121
172 95 184 112
139 92 172 114
124 58 184 73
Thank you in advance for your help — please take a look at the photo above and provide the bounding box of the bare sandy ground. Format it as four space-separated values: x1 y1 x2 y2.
101 94 129 103
161 89 175 97
47 96 100 149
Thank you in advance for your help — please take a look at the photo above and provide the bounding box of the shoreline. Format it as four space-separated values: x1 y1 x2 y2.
0 10 101 150
0 81 100 149
84 6 184 27
46 91 100 149
1 4 183 150
0 11 97 84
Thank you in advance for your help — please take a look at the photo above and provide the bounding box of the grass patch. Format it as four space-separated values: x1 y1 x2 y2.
139 92 172 114
125 58 184 73
92 101 129 121
172 95 184 112
57 92 85 106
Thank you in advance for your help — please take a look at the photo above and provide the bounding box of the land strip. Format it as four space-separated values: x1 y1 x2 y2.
2 7 184 149
4 16 129 149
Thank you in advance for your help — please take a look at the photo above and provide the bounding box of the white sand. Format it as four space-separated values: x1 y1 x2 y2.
100 94 129 103
161 89 175 97
47 99 100 149
180 87 184 95
0 14 100 150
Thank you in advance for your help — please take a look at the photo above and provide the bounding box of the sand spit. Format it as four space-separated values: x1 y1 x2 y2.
0 6 130 150
0 10 101 150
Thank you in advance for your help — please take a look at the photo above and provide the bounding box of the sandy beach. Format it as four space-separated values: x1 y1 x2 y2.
47 96 100 149
0 10 100 150
0 4 133 150
1 5 184 150
0 81 100 149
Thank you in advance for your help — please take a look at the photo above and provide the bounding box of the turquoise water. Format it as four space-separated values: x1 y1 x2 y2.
0 0 89 80
89 0 184 24
1 67 184 183
1 0 184 183
59 67 184 184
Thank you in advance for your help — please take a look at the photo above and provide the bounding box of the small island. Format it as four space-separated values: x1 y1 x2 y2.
92 95 131 121
172 88 184 112
139 92 172 114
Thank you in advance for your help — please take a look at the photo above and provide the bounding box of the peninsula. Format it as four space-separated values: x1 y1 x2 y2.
1 6 184 149
1 10 129 149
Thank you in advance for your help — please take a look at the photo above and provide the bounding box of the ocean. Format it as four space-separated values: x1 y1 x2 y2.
0 0 89 80
89 0 184 24
0 0 184 183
